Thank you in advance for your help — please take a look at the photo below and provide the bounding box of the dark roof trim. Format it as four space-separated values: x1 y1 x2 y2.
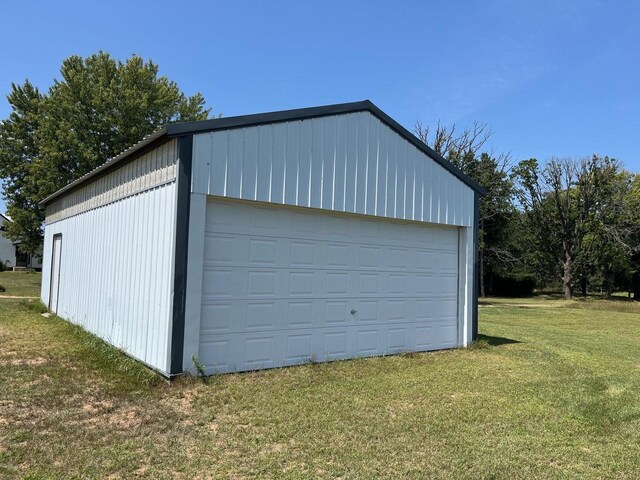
39 128 169 205
165 100 371 136
41 100 486 205
364 101 486 195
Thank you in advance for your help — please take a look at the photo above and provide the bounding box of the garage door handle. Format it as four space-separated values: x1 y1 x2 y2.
351 309 357 315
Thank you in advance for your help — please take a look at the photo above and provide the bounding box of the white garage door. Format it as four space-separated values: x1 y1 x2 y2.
199 199 460 373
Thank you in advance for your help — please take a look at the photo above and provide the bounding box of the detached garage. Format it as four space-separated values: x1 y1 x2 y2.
40 100 484 377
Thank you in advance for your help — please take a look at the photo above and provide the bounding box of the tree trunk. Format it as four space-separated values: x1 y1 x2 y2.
633 282 640 302
605 272 614 299
580 276 587 297
563 258 573 300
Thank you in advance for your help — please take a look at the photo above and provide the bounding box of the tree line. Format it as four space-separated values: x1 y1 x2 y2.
0 52 638 300
416 123 640 300
0 51 210 253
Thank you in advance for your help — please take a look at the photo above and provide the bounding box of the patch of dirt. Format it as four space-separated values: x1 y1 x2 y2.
0 295 38 299
82 400 114 415
165 390 195 415
134 465 150 476
0 357 48 367
7 405 50 424
82 405 146 430
107 409 143 429
159 389 198 427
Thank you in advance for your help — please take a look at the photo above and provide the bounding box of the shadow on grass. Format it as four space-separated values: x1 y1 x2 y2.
476 334 521 346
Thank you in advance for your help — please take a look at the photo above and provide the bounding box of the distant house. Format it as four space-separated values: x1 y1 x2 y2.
0 213 42 270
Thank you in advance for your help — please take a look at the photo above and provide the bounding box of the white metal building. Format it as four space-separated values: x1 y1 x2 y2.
0 213 43 270
40 101 484 377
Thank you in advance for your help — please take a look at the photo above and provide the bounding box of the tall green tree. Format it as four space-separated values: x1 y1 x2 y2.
513 156 625 299
0 51 210 253
578 170 638 297
624 174 640 300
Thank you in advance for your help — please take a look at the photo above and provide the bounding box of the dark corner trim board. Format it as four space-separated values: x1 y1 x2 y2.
40 100 486 206
169 135 193 375
472 192 480 341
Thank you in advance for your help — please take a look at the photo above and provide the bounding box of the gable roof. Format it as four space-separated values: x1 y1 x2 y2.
41 100 485 205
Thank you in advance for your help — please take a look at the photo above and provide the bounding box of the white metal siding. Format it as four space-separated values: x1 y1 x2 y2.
198 199 459 374
0 218 14 268
191 111 474 228
45 140 177 224
41 140 179 374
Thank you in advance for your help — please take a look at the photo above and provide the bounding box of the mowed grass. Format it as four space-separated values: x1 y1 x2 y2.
481 293 640 314
1 297 640 478
0 272 42 297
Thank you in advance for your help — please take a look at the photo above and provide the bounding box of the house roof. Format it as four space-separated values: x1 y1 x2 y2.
40 100 485 206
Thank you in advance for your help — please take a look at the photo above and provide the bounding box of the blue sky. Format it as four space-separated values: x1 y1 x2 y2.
0 1 638 212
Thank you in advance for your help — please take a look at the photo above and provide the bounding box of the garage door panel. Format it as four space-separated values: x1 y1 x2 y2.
248 237 278 265
200 199 460 374
286 301 315 327
414 326 433 349
201 296 456 333
415 299 433 320
200 319 460 374
323 331 348 358
388 327 408 351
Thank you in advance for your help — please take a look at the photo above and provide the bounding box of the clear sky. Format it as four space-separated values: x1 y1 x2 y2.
1 0 638 213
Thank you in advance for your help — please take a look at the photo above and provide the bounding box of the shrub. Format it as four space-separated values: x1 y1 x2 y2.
490 274 536 297
20 299 48 313
0 285 5 293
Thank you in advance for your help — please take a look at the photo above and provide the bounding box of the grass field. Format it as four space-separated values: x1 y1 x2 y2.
0 272 41 297
1 290 640 478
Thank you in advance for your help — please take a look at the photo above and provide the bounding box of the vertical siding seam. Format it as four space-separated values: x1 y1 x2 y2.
374 119 380 216
268 125 274 203
308 121 313 207
331 119 337 211
319 118 324 209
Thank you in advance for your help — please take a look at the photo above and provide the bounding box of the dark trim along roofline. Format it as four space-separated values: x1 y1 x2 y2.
40 100 486 206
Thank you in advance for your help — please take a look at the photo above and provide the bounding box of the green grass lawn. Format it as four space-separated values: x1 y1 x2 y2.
0 271 42 297
1 296 640 479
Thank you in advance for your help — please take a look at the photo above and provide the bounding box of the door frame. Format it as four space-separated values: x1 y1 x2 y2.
49 233 63 313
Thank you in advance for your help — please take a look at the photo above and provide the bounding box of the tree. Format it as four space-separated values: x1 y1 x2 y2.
623 174 640 300
465 153 516 297
414 121 515 297
414 120 492 169
0 81 43 254
0 51 210 253
578 170 638 297
513 156 624 299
